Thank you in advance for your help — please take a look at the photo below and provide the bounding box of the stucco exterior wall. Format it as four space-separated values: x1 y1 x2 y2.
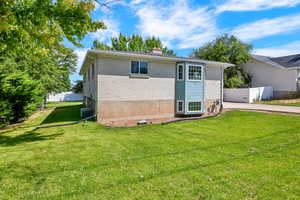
205 80 221 100
242 59 298 93
204 66 222 112
96 57 176 121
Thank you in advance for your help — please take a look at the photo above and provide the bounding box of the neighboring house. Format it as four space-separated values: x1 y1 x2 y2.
47 92 83 102
242 54 300 98
80 49 233 124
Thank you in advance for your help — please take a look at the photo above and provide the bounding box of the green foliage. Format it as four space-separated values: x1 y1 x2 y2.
192 34 252 88
0 0 106 93
72 80 83 93
92 40 111 50
0 0 107 124
92 33 176 56
0 73 43 127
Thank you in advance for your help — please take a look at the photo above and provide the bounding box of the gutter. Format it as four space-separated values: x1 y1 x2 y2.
80 49 235 75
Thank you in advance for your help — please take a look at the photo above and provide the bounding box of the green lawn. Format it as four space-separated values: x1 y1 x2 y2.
0 102 300 199
46 101 82 109
260 100 300 107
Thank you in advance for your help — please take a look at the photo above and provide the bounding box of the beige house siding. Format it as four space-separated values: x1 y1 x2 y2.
242 59 298 97
96 57 176 122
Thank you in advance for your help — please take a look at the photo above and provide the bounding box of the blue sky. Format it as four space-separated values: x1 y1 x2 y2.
70 0 300 82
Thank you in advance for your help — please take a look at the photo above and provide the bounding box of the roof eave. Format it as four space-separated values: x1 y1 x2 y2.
286 66 300 70
79 49 234 74
251 55 287 70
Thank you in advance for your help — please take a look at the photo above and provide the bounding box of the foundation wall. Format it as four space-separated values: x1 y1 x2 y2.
98 100 174 123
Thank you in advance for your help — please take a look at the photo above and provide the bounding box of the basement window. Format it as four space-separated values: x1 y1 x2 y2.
131 61 148 75
177 100 184 112
188 101 202 112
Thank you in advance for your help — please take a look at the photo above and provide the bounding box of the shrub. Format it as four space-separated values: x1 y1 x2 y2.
0 73 44 127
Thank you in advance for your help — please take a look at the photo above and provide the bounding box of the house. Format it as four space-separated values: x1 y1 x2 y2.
242 54 300 98
79 49 234 125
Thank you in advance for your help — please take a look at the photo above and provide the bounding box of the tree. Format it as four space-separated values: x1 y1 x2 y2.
0 0 111 124
0 0 106 93
0 73 43 127
192 35 252 88
92 34 176 56
72 80 83 93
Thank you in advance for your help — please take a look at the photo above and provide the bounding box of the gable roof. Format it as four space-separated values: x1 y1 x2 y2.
251 54 300 70
80 49 235 75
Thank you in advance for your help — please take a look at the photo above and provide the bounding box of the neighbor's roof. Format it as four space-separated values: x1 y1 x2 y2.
80 49 235 74
252 54 300 70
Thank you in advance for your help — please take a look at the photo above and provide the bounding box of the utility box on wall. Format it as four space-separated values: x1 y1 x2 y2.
175 62 205 115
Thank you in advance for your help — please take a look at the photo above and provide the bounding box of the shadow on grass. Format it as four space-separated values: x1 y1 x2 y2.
0 130 64 147
41 104 82 125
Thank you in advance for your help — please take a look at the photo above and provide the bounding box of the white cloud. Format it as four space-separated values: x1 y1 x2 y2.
131 0 146 5
75 49 88 73
254 41 300 57
231 13 300 41
89 19 120 44
134 0 218 49
216 0 300 13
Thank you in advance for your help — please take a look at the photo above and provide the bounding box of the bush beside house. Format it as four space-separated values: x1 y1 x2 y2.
0 73 43 128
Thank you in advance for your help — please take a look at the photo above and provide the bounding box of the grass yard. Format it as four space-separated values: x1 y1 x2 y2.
260 99 300 107
0 102 300 199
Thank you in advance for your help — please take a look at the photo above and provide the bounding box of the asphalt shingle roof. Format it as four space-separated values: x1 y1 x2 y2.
270 54 300 69
252 54 300 69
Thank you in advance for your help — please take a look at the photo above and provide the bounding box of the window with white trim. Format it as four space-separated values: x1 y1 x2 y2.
177 100 184 112
188 65 202 80
188 101 202 112
131 61 148 74
177 64 184 80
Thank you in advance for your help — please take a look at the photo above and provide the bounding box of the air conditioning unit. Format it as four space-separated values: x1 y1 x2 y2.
80 108 92 119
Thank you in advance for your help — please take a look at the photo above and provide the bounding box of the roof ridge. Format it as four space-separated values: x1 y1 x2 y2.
272 53 300 59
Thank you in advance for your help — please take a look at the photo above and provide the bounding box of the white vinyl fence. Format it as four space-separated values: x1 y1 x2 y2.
224 86 273 103
47 92 83 102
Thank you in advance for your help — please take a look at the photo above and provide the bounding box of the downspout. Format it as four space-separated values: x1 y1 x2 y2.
220 66 224 112
95 55 99 121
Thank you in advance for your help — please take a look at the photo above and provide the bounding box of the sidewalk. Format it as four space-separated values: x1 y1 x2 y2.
223 102 300 114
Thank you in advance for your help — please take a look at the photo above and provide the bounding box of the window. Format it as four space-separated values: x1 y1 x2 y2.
131 61 148 74
188 101 202 112
177 64 184 80
177 100 184 112
188 65 203 80
140 62 148 74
